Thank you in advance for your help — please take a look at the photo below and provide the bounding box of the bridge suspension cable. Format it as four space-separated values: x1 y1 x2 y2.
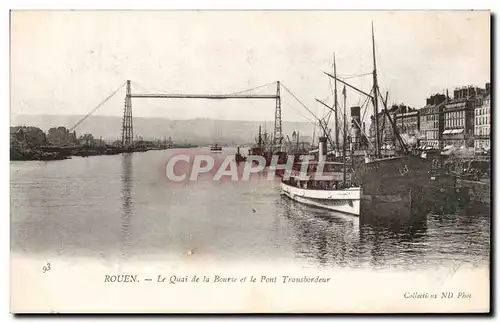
283 101 315 124
130 81 279 99
225 81 278 96
69 81 127 132
281 83 336 150
130 93 277 99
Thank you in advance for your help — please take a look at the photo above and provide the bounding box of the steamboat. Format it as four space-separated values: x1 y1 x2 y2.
280 137 362 216
280 50 363 216
210 143 223 152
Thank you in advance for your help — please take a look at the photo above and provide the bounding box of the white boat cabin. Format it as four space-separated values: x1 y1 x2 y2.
285 161 354 190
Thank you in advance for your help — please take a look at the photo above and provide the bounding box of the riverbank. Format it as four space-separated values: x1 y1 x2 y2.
10 147 70 161
10 144 198 161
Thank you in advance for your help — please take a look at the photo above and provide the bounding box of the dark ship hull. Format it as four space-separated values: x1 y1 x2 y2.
457 178 490 212
355 154 459 223
356 155 432 196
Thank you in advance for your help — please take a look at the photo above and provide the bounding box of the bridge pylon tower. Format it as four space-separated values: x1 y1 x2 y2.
121 80 133 147
273 81 282 151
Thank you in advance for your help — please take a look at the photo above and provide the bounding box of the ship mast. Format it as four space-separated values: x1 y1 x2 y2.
333 53 340 153
342 86 347 183
371 22 381 158
311 124 316 147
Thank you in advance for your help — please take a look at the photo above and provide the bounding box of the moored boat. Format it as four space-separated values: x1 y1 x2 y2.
280 47 362 217
235 146 246 163
280 137 362 216
324 24 461 220
210 143 223 152
281 180 362 216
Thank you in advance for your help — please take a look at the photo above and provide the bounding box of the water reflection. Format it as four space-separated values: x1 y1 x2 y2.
358 220 428 269
282 197 433 269
120 153 134 258
282 199 361 268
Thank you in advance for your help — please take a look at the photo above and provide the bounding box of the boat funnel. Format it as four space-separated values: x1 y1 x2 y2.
350 106 361 117
350 106 361 150
318 136 327 162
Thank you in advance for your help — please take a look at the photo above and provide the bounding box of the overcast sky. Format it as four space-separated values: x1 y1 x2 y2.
11 10 490 124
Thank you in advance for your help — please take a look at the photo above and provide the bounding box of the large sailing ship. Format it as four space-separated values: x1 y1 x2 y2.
280 24 460 219
248 125 272 158
248 125 288 167
325 24 457 220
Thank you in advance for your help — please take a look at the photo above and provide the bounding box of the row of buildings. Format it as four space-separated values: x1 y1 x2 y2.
368 82 491 154
10 125 176 150
10 126 107 148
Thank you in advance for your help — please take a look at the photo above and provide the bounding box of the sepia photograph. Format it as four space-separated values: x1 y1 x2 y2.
9 9 491 313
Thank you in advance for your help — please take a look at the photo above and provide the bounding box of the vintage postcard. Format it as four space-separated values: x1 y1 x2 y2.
10 10 491 313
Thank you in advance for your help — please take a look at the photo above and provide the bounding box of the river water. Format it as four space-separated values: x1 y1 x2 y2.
10 148 490 270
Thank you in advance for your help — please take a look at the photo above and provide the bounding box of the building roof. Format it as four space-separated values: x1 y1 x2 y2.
443 129 464 135
420 101 446 113
296 160 344 165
